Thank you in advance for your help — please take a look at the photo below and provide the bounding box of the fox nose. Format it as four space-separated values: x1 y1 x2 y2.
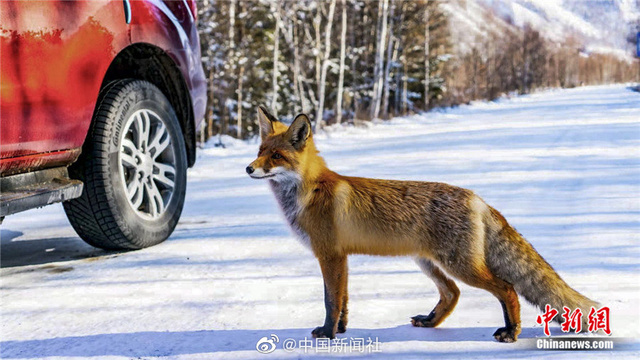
246 166 254 174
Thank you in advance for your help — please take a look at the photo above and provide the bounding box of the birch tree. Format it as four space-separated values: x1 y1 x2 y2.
314 5 322 90
195 0 459 140
335 0 348 124
370 0 389 119
237 64 244 138
229 0 241 138
315 0 337 129
381 0 396 119
424 2 430 110
293 17 310 113
271 1 282 114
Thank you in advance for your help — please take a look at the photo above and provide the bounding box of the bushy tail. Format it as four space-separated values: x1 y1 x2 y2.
485 208 598 322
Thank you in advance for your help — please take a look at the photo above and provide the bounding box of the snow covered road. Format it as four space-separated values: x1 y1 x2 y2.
2 85 639 359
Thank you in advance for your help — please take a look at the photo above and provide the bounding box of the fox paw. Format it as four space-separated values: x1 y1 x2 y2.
337 320 347 334
311 326 335 339
493 327 519 343
411 312 437 327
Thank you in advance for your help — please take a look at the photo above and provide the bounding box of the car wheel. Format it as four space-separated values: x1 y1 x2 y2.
64 79 187 250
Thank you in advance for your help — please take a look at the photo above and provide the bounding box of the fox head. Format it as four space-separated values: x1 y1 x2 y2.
246 106 324 183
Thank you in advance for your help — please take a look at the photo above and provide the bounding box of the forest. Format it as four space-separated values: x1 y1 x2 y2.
197 0 640 141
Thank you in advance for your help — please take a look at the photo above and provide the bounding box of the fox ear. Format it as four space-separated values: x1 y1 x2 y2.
257 106 277 141
286 114 312 150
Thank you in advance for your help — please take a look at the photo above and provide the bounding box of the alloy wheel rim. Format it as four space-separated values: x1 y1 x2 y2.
119 109 176 219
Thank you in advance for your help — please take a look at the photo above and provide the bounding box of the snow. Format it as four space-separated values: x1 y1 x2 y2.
516 0 601 38
2 84 640 359
447 0 639 59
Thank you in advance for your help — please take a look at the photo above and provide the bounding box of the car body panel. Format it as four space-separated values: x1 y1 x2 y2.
0 0 205 175
128 0 206 129
0 0 129 172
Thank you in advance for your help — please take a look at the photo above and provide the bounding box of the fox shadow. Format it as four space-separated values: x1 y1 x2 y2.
0 325 555 358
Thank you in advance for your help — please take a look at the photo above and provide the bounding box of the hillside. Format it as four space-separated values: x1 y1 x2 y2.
444 0 639 60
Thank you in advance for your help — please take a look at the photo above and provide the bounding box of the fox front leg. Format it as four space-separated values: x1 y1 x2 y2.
337 282 349 333
312 255 348 339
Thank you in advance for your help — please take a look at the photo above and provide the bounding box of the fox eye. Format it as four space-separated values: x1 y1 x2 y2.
271 153 282 160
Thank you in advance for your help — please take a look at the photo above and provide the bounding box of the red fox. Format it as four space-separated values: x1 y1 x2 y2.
246 106 597 342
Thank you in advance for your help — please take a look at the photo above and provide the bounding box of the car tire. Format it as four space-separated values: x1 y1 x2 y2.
64 79 187 250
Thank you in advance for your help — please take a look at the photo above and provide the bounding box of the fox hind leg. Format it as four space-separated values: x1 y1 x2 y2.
487 281 521 342
412 258 460 328
472 272 520 342
447 262 521 342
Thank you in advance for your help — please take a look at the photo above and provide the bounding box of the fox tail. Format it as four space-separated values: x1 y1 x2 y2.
485 207 598 323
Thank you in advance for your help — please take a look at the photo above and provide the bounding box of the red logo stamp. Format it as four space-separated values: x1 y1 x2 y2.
587 306 611 335
536 305 610 336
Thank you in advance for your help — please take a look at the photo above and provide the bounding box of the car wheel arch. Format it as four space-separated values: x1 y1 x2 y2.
99 43 196 167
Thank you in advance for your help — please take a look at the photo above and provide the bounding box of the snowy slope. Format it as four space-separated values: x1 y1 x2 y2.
1 85 640 359
444 0 639 59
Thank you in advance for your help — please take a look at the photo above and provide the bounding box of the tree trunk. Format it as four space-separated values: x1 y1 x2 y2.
293 14 309 114
315 0 337 129
394 49 401 115
335 0 347 124
349 3 359 120
217 100 226 147
229 0 237 137
229 0 236 56
393 1 405 116
402 55 408 114
382 0 396 119
199 121 205 146
424 3 430 110
236 64 244 139
206 68 215 139
371 0 389 119
271 1 282 114
314 6 322 90
371 0 384 90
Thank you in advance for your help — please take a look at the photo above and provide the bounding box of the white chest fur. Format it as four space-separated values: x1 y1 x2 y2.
269 180 311 249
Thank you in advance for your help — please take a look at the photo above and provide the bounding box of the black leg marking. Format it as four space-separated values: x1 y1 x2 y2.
411 309 437 327
493 300 518 342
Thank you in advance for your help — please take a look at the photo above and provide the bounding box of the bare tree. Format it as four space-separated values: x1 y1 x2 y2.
237 64 244 138
314 5 322 91
335 0 348 124
193 1 640 141
293 16 310 113
370 0 389 119
402 55 408 114
382 0 396 119
271 1 282 114
206 68 215 139
424 2 430 110
229 0 241 138
315 0 337 129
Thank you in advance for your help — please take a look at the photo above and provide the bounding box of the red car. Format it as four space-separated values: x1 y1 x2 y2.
0 0 207 249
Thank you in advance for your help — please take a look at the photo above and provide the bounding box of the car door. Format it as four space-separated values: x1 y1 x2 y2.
0 0 130 175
